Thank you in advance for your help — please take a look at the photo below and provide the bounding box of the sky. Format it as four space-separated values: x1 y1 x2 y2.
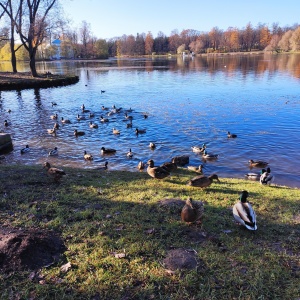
62 0 300 39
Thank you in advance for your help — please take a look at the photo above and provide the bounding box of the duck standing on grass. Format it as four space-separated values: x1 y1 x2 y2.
187 174 220 188
43 162 66 182
147 159 170 179
137 161 145 170
181 198 204 225
260 168 274 185
233 191 257 231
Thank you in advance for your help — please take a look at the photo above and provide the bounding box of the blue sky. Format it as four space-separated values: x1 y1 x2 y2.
62 0 299 39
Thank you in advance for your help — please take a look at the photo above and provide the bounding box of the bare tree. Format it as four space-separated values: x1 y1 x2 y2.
79 20 91 57
0 0 58 77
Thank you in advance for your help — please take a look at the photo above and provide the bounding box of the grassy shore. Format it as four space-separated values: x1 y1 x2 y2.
0 164 299 300
0 72 79 91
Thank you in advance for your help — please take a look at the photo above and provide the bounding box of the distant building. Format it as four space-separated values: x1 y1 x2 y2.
51 38 61 59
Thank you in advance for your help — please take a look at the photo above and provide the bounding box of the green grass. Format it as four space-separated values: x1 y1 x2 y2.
0 164 299 300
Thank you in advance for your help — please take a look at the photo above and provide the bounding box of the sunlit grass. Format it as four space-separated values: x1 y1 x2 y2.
0 164 299 299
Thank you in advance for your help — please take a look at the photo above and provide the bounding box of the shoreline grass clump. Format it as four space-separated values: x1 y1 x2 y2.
0 164 299 299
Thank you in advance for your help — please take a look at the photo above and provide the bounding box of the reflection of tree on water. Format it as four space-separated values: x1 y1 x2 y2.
34 88 42 109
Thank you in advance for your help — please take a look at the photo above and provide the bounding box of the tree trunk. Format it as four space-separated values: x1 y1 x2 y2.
10 36 17 73
10 16 17 73
29 50 38 77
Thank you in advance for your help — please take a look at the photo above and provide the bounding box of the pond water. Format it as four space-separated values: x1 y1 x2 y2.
1 54 300 188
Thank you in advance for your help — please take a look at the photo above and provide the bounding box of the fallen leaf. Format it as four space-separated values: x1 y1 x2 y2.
60 262 72 273
144 228 155 234
110 252 126 258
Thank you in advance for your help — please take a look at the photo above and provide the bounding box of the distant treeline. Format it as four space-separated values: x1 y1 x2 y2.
1 21 299 60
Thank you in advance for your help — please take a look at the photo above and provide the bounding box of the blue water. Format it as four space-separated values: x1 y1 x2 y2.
1 54 300 188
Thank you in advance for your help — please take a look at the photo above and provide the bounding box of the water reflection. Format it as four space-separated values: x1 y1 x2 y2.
0 54 300 188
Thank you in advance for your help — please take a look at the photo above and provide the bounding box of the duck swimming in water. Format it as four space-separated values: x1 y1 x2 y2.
248 159 268 168
48 147 58 156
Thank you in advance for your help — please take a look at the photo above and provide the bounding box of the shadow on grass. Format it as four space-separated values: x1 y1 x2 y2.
0 164 299 300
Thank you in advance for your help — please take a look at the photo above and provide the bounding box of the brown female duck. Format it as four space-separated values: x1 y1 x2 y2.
147 159 170 179
181 198 204 224
187 174 220 188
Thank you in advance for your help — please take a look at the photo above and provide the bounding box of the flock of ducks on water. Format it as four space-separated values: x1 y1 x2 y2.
2 103 274 232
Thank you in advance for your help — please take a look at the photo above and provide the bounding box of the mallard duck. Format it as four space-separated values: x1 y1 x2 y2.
160 161 177 172
96 161 108 170
187 164 203 174
4 120 9 127
249 159 268 168
50 113 58 120
260 167 274 185
84 150 93 161
74 129 85 137
127 148 133 158
135 128 146 134
47 127 57 135
227 131 237 138
61 117 71 124
191 144 206 153
149 142 156 150
137 161 145 170
233 191 257 230
100 115 109 122
113 128 120 135
124 113 133 120
48 147 58 156
245 169 265 181
89 121 98 129
100 147 116 154
171 155 189 166
187 174 220 188
181 198 204 224
77 114 86 120
43 162 66 182
112 105 122 113
147 159 170 179
202 150 218 160
80 104 86 111
20 145 30 154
